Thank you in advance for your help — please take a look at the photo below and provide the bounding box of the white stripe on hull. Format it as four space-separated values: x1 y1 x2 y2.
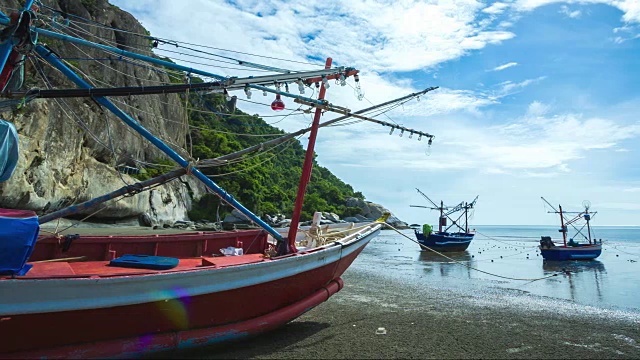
432 240 472 245
0 225 380 316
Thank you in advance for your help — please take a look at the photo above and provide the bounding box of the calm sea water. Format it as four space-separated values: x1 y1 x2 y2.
351 225 640 312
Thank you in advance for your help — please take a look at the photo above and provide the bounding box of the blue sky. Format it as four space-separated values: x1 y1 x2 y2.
111 0 640 226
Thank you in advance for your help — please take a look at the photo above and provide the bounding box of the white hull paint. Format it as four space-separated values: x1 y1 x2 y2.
0 224 381 316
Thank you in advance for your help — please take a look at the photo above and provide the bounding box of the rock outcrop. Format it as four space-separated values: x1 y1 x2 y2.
345 197 409 229
0 1 409 230
0 0 207 225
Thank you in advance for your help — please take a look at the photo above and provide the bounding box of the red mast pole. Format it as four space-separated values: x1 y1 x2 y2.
286 57 332 253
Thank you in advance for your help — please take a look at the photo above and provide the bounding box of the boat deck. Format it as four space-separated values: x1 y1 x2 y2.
16 253 268 279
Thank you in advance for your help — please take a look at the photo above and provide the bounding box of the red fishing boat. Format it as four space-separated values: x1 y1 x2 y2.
0 2 435 358
0 213 381 358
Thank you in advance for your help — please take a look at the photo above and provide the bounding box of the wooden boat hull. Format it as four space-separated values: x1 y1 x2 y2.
0 224 381 358
414 231 474 252
539 244 602 261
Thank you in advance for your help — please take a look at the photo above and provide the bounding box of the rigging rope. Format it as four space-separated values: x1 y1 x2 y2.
35 4 320 72
384 223 562 282
474 231 538 249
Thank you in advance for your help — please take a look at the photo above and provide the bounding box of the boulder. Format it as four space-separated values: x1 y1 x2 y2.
322 212 341 222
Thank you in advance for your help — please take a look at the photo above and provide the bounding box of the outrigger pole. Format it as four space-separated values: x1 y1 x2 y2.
541 197 597 245
33 44 286 244
36 88 436 226
0 16 355 105
1 8 436 254
0 15 358 247
411 188 477 233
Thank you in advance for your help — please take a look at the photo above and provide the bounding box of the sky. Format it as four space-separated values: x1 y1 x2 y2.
110 0 640 226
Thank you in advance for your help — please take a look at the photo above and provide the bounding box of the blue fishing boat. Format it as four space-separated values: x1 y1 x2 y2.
539 198 602 261
411 188 478 252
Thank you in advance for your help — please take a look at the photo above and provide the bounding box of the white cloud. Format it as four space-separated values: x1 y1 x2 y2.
494 76 547 97
491 62 518 71
482 2 511 14
527 101 551 116
107 1 640 226
318 108 640 176
560 5 582 18
514 0 640 23
113 0 516 75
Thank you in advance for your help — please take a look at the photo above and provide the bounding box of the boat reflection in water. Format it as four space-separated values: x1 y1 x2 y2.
542 259 606 274
542 260 607 302
418 250 474 279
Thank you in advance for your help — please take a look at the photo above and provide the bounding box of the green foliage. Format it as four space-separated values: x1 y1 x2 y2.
184 92 364 222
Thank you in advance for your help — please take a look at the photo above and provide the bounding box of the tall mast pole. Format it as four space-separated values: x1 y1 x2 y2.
285 58 332 254
35 45 286 243
586 208 592 245
559 205 567 246
439 200 444 232
465 202 468 233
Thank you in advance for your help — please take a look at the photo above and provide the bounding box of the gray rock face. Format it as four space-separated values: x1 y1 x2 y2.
0 1 412 231
0 0 206 224
344 197 409 229
322 212 341 222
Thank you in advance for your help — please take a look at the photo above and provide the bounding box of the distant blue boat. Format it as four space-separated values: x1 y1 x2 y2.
414 230 474 252
411 188 478 252
539 198 602 261
539 239 602 261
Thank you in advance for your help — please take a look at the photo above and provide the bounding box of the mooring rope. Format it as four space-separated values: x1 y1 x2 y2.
474 230 539 249
385 224 562 282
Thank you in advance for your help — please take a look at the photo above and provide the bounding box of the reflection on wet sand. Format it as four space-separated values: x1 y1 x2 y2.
419 250 473 263
542 260 606 301
418 250 474 278
542 260 606 274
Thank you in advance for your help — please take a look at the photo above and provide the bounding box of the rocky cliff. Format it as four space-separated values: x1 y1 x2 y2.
0 0 206 226
0 0 407 228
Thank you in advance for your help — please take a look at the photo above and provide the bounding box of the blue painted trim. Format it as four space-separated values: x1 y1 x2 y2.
539 248 601 261
415 230 474 252
0 23 327 105
35 45 284 243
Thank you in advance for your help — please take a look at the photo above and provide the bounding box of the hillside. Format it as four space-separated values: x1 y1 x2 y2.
0 0 369 225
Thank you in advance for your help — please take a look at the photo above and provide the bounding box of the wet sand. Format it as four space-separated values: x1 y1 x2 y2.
156 268 640 359
48 226 640 358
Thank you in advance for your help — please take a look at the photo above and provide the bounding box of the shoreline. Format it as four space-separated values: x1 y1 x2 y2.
155 267 640 359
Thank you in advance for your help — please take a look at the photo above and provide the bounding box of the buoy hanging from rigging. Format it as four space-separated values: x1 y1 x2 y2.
271 94 285 111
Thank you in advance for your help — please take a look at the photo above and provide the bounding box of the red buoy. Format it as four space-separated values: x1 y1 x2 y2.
271 94 285 111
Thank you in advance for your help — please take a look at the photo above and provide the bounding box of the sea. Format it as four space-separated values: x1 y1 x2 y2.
351 225 640 313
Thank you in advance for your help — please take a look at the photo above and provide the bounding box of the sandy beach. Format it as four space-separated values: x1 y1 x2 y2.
46 226 640 359
41 226 640 358
153 265 640 359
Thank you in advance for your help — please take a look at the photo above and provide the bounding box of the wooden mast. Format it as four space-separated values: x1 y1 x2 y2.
559 205 567 246
439 200 444 232
286 58 332 254
585 208 593 245
464 202 469 234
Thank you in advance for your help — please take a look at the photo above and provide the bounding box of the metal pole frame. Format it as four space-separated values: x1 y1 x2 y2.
35 44 285 243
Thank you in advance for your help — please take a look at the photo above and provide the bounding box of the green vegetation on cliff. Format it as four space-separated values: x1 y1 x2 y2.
176 89 364 222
